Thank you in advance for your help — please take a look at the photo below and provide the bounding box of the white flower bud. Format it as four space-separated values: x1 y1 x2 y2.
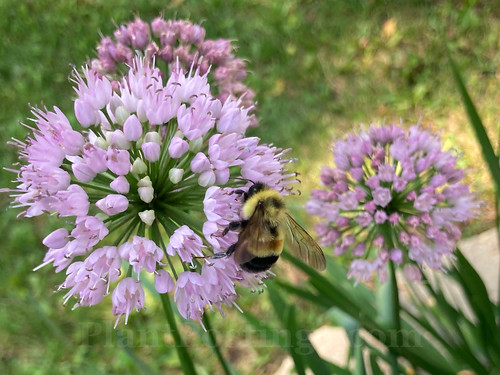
189 137 203 153
114 105 130 125
138 176 152 187
144 131 161 144
138 210 155 226
138 186 154 203
94 136 109 150
132 158 148 175
136 100 148 122
105 130 131 150
169 168 184 184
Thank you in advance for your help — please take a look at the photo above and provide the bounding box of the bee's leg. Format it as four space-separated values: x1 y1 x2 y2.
234 189 248 201
211 243 236 259
221 220 248 236
225 243 237 256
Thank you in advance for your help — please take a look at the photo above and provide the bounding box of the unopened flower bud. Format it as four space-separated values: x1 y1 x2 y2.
42 228 70 249
144 131 161 144
123 114 143 141
72 162 97 183
75 99 99 127
198 170 216 187
169 168 184 184
168 136 189 158
128 18 151 50
138 176 152 187
110 176 130 194
96 194 129 215
132 158 148 175
138 210 155 226
136 100 148 122
138 186 154 203
114 106 130 125
191 152 210 173
94 136 109 150
106 130 131 149
155 270 174 293
189 137 203 153
390 249 403 264
141 142 161 162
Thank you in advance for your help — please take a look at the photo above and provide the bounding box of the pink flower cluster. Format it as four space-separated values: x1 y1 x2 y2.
92 17 256 128
307 124 479 283
5 56 296 327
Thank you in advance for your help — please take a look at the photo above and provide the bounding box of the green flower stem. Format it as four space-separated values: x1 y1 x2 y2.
151 220 178 279
202 314 233 375
114 219 139 247
72 180 116 194
156 202 204 231
388 260 401 375
160 293 198 375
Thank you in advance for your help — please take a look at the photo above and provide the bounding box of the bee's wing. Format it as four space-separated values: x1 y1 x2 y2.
284 213 326 271
233 206 275 265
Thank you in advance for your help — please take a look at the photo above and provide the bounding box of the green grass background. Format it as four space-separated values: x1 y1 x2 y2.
1 0 499 374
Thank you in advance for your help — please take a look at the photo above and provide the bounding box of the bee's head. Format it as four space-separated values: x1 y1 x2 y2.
246 182 267 200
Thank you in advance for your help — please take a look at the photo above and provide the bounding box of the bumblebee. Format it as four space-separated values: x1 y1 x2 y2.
218 182 326 273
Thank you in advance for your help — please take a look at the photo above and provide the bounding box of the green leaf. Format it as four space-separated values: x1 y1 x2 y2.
266 285 351 375
451 249 500 366
369 353 384 375
280 254 456 374
448 51 500 199
275 279 333 309
353 330 366 375
403 276 485 373
281 252 377 322
242 311 288 348
283 305 307 375
286 306 350 375
267 282 287 319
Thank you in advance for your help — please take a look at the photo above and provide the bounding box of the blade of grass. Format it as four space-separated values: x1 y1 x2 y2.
451 249 500 367
496 122 500 317
448 50 500 198
413 273 488 373
116 330 159 375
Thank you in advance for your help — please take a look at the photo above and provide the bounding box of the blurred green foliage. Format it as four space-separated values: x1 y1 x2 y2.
1 0 499 373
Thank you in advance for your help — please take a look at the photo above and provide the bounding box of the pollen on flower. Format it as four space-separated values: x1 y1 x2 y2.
307 123 479 283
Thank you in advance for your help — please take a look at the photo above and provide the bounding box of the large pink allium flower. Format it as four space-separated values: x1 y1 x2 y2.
92 17 257 128
4 57 297 327
307 123 479 283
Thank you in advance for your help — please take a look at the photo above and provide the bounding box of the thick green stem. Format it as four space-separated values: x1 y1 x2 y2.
202 314 233 375
388 260 401 375
160 293 198 375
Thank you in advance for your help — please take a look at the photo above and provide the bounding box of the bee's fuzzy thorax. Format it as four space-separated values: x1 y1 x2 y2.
242 187 285 222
